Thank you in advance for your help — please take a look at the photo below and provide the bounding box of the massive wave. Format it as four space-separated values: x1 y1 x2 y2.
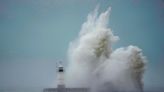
66 6 146 92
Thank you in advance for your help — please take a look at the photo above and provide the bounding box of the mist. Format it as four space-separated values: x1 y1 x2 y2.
66 6 146 92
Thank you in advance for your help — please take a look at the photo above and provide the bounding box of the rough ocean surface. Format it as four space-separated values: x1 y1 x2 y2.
66 7 147 92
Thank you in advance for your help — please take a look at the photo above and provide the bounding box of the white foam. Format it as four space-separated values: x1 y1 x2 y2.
66 7 146 92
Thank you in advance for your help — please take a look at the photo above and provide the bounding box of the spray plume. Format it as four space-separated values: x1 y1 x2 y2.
66 6 146 92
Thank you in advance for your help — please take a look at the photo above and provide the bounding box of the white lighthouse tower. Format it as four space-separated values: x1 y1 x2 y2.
57 61 65 88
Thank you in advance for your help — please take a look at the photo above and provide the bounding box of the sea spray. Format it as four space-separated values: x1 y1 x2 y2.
66 6 146 92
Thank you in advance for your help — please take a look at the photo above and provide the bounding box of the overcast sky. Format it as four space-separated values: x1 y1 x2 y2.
0 0 164 90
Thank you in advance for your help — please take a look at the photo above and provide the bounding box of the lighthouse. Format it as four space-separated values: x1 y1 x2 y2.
57 62 65 88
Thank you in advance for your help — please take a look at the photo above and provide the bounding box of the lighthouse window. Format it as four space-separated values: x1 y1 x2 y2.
59 68 64 72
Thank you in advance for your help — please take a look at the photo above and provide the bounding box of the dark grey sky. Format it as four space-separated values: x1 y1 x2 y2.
0 0 164 90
